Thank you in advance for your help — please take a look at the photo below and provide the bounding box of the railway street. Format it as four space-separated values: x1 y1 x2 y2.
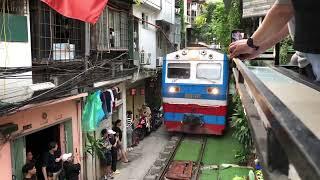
1 0 319 180
114 126 170 180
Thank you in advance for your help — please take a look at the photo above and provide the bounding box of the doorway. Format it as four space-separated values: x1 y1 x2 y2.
25 124 61 180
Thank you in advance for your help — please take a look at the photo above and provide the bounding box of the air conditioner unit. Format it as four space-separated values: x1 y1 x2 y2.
156 57 163 67
140 52 151 65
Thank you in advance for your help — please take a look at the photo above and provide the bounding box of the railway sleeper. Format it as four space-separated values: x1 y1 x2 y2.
164 145 175 151
154 158 167 166
160 151 171 159
149 166 162 175
167 140 178 146
143 175 158 180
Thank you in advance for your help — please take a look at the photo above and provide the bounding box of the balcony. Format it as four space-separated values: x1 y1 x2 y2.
143 0 161 11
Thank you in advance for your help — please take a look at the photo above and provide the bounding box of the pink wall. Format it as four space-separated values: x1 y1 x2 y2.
0 99 82 180
0 143 12 180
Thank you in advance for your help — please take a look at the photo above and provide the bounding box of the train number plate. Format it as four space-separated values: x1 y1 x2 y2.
185 94 201 99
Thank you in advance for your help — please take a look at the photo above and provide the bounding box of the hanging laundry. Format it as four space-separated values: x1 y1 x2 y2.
112 88 118 101
104 90 113 114
100 91 108 118
82 90 105 131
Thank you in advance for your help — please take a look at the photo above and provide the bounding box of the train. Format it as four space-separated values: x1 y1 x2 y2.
161 47 229 135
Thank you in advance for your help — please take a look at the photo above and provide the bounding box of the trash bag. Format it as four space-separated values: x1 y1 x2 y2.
82 90 105 131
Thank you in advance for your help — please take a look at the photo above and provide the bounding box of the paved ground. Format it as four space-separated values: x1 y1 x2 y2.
114 125 171 180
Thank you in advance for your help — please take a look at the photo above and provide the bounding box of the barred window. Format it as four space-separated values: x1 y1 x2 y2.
0 0 27 15
96 7 129 51
29 0 85 61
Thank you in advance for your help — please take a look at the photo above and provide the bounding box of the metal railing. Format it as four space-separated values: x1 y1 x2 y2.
232 59 320 180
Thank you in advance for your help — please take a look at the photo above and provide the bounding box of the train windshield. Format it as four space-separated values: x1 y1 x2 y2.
167 63 190 79
196 63 221 80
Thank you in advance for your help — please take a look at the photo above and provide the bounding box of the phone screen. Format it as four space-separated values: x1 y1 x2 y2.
231 30 245 42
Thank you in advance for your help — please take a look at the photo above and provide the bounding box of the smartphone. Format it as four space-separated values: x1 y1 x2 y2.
231 29 245 43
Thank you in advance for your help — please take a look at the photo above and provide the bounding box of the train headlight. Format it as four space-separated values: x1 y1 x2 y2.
168 86 180 93
207 87 219 95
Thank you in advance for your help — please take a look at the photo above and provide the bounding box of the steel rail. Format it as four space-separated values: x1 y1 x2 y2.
157 134 184 180
193 136 208 180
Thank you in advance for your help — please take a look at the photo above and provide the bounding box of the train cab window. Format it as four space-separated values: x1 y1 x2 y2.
167 63 190 79
197 63 221 80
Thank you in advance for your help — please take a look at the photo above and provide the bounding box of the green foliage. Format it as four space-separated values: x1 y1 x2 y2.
227 0 241 31
233 176 247 180
193 0 243 52
85 133 105 159
280 36 293 65
134 0 142 5
179 0 186 48
231 94 253 164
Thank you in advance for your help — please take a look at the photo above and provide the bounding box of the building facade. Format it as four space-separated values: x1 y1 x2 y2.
0 0 178 179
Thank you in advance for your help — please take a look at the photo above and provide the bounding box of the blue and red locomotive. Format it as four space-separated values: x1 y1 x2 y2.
162 47 229 135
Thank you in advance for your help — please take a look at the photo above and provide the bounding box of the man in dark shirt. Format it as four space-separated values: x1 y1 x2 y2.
42 142 62 180
109 130 119 175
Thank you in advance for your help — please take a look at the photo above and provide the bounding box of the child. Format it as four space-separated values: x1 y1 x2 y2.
22 162 37 180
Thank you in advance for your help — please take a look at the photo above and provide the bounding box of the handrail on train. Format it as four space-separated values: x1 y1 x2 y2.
232 58 320 180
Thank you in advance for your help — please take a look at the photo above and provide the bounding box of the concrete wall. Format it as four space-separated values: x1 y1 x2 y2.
126 84 146 121
157 0 175 24
144 0 161 10
133 5 158 69
0 3 33 103
0 99 82 180
84 83 127 179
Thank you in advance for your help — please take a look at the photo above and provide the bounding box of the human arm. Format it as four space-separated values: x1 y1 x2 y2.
237 25 289 60
229 1 294 58
112 136 119 147
42 167 48 180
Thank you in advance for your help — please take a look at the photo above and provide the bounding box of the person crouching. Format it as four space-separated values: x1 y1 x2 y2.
62 153 80 180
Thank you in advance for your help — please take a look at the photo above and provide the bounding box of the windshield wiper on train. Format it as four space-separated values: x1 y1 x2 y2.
172 78 179 82
197 77 217 83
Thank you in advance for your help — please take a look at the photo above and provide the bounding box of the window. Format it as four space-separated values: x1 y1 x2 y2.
0 0 27 15
96 7 129 51
142 13 148 29
30 0 85 61
197 63 221 80
157 32 162 49
0 0 28 42
167 63 190 79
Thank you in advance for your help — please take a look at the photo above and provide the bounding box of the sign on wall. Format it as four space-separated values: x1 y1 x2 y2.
130 88 137 96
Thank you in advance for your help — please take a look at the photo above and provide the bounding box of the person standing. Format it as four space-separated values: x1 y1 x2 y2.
112 119 129 163
26 151 35 164
108 129 120 175
126 111 134 150
142 104 152 133
101 129 113 179
42 142 62 180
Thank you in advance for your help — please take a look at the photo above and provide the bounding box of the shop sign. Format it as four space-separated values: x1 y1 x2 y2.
140 88 145 95
130 88 137 96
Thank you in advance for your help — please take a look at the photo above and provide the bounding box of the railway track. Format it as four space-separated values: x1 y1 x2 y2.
157 135 208 180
